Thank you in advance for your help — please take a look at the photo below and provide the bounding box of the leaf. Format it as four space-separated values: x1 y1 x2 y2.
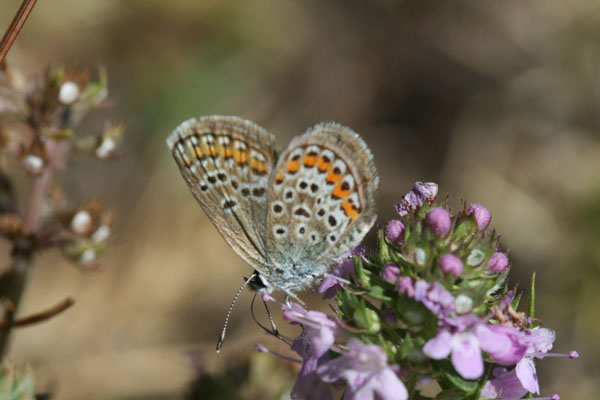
528 272 536 328
353 255 371 288
42 129 74 140
367 285 392 302
437 360 479 394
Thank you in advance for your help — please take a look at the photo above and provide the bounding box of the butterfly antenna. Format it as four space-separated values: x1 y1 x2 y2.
216 273 256 353
249 293 278 337
262 297 278 337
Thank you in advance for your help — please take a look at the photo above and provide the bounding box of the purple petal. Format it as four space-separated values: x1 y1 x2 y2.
476 324 513 354
373 368 408 400
423 331 452 359
318 355 354 383
385 220 405 243
515 357 539 394
413 181 438 200
523 327 555 355
481 325 527 365
481 368 528 400
467 204 491 231
291 364 333 400
450 333 484 379
426 207 452 237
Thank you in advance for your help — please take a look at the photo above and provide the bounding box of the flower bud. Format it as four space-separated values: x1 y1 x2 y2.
414 247 427 266
426 207 451 237
353 307 381 334
79 248 96 265
455 294 473 313
71 210 92 235
381 263 401 283
96 137 116 159
22 154 44 174
413 181 438 200
467 204 491 231
383 309 397 326
91 225 110 243
488 252 509 273
467 247 487 267
438 254 463 276
58 81 80 104
396 276 415 297
385 220 405 243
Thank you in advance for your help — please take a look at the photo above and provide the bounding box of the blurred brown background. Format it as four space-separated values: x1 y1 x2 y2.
0 0 598 398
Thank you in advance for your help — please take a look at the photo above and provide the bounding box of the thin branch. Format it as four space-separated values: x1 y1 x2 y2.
0 297 74 329
23 169 50 233
0 0 39 66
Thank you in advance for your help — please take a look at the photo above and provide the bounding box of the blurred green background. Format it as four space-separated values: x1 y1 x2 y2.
0 0 598 398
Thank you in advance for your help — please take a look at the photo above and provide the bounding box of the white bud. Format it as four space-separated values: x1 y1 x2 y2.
58 81 80 104
414 248 426 266
91 225 110 243
71 210 92 234
96 137 116 159
455 294 474 314
79 248 96 265
23 155 44 174
467 248 486 267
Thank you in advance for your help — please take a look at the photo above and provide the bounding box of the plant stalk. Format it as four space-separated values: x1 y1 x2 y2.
0 0 39 66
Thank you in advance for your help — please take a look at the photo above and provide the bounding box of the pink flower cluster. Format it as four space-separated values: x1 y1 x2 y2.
283 303 408 400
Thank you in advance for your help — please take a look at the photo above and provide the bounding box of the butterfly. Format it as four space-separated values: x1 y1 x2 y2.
167 116 378 348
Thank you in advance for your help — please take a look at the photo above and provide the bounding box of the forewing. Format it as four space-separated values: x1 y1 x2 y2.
167 116 277 268
265 123 378 270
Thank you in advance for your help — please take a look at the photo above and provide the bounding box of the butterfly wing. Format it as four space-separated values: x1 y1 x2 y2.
167 116 277 269
264 122 378 293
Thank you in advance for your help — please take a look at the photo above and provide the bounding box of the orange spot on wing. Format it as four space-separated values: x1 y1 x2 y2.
326 170 341 184
275 170 285 183
332 183 351 199
250 158 267 174
257 162 267 174
224 146 233 159
234 149 248 164
304 154 317 167
287 159 300 173
341 200 359 221
209 144 218 157
317 157 331 172
195 147 204 159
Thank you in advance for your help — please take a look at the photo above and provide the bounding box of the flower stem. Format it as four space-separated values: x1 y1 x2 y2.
0 0 39 66
0 168 50 357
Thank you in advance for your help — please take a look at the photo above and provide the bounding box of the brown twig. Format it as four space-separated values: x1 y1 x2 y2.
0 297 74 330
0 0 39 66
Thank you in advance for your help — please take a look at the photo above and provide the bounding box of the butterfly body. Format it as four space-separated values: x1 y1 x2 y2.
167 116 377 299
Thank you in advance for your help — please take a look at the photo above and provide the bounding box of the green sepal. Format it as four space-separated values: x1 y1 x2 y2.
437 360 478 394
453 217 477 243
528 272 536 328
436 388 470 400
42 129 74 140
378 229 391 264
367 285 393 302
353 255 371 288
352 304 381 334
0 361 34 400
